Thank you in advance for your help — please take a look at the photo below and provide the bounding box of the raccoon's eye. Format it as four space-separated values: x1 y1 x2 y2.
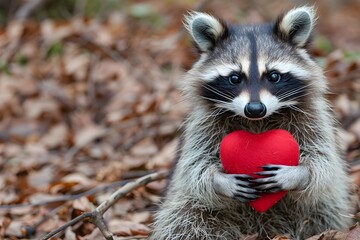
268 71 281 83
228 73 242 85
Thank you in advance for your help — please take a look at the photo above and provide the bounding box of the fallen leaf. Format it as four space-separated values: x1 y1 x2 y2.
305 230 348 240
4 221 23 237
347 224 360 240
72 197 93 212
147 139 178 169
349 119 360 141
28 166 55 188
74 125 107 147
128 211 151 224
41 124 69 148
108 219 150 236
130 138 158 157
272 236 290 240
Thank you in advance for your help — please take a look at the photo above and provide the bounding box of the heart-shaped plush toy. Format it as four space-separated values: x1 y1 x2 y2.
220 129 299 212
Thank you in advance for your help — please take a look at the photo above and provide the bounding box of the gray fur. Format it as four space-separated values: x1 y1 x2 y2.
150 6 355 240
277 6 316 47
185 12 226 52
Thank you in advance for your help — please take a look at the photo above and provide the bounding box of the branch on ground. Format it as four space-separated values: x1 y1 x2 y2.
40 170 169 240
15 0 49 21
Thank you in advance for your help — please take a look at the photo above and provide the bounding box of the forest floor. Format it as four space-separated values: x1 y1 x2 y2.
0 0 360 239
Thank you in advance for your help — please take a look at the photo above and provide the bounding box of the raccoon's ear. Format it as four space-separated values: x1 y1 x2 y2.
184 12 227 53
274 6 316 47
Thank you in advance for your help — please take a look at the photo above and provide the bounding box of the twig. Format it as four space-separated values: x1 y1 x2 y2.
0 179 128 210
41 170 169 240
21 205 66 238
74 0 87 17
15 0 49 21
42 212 93 239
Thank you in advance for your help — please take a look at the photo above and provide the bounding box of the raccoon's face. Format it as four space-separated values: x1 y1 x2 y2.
184 7 325 120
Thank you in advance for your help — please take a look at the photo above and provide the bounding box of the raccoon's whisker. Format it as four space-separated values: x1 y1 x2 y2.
208 107 226 117
198 106 227 124
201 97 231 106
203 84 235 101
277 87 308 100
283 93 313 103
278 90 312 102
279 101 314 119
289 105 312 116
276 82 318 100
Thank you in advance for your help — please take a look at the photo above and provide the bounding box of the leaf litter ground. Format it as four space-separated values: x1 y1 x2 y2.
0 1 359 239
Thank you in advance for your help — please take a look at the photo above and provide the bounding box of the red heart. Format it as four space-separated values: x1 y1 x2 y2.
220 129 299 212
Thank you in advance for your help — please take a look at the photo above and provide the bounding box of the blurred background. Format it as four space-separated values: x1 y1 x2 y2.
0 0 359 239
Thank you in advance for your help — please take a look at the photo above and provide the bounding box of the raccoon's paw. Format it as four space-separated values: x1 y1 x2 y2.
251 165 310 192
213 172 260 202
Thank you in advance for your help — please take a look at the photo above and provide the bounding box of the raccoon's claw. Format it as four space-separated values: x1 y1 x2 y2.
233 174 260 202
213 172 259 202
234 193 260 202
234 174 255 181
261 165 281 171
251 182 282 193
251 165 284 192
251 165 310 192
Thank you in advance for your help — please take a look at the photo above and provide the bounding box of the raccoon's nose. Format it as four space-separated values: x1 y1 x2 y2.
244 102 267 118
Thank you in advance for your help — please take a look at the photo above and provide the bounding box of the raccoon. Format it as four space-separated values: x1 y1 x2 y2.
150 6 354 240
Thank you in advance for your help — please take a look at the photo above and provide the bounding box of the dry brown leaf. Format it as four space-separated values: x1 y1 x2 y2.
72 197 93 212
147 139 178 169
28 166 55 188
61 173 95 186
78 228 103 240
108 219 151 236
23 97 59 119
96 161 126 182
122 156 147 170
350 170 360 187
41 124 69 148
272 236 290 240
128 211 151 224
130 139 158 157
74 125 107 147
41 20 76 43
2 143 22 158
49 181 78 194
146 179 167 194
339 129 357 150
305 230 348 240
349 119 360 141
112 199 134 217
4 221 23 237
347 224 360 240
65 227 77 240
0 216 11 238
37 217 67 233
334 94 352 117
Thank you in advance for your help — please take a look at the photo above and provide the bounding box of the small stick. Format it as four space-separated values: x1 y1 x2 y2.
15 0 49 21
40 170 169 240
0 179 128 210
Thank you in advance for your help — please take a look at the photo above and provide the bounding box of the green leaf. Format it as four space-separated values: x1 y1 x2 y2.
343 50 360 61
0 60 11 75
314 36 333 55
46 42 64 58
15 53 28 66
